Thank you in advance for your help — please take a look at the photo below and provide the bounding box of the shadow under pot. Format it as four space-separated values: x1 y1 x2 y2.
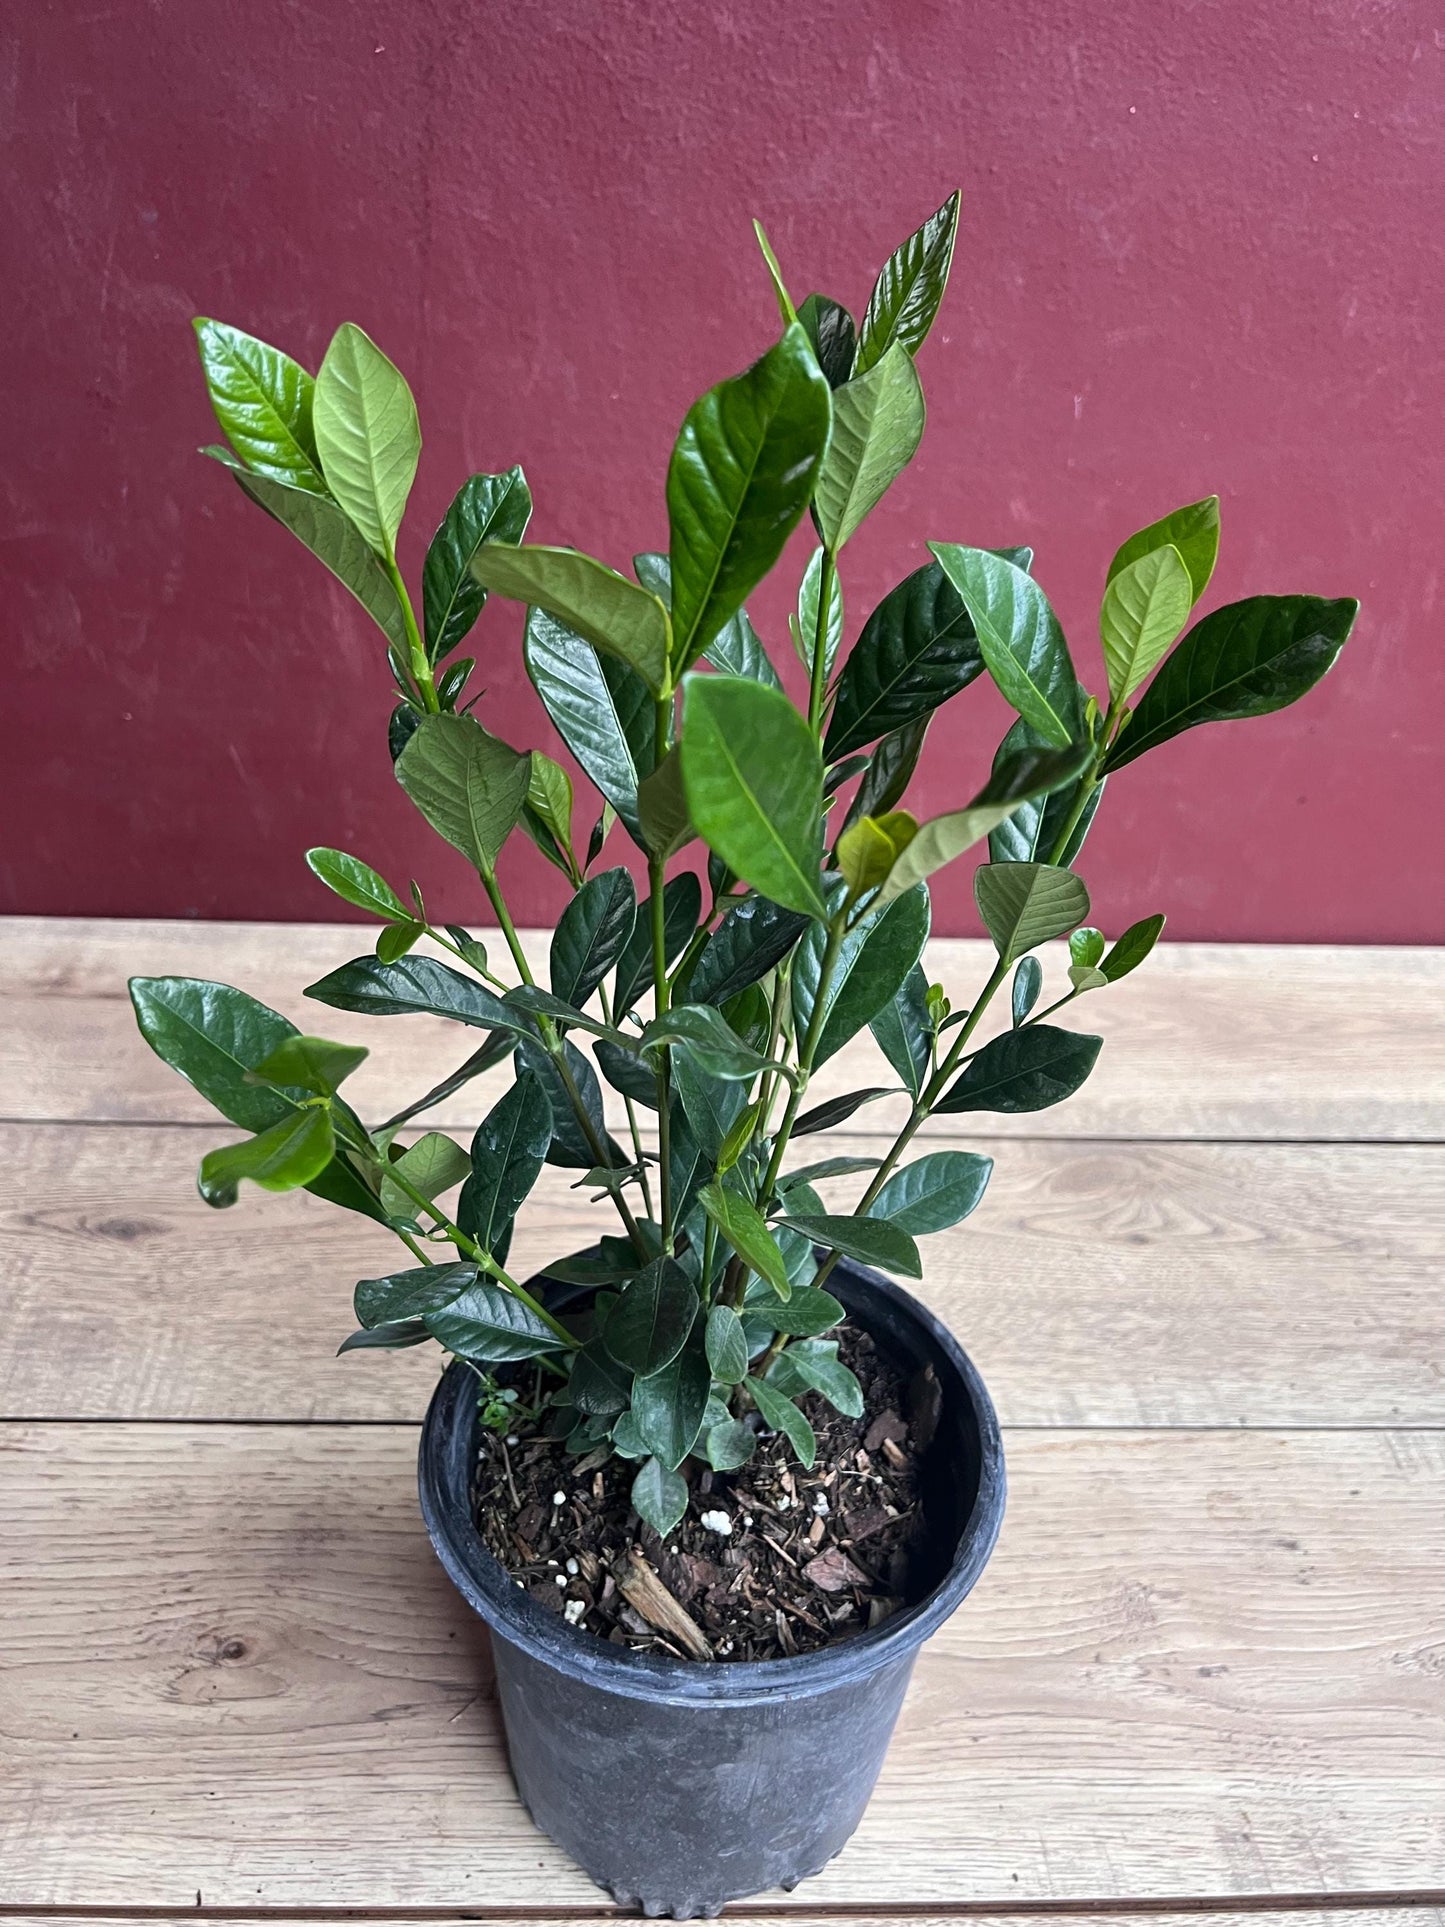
417 1254 1005 1920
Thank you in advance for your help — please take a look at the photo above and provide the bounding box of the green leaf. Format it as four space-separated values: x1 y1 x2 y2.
378 1130 472 1218
305 954 522 1032
474 543 670 693
987 711 1103 866
792 544 845 679
631 1456 690 1534
680 675 826 919
794 886 930 1067
797 292 856 389
666 323 832 672
869 1151 992 1235
354 1259 476 1328
632 1339 711 1470
705 1420 758 1472
791 1086 895 1137
1101 913 1166 982
870 963 932 1098
690 894 811 1006
1012 955 1043 1026
875 742 1093 906
457 1071 552 1255
248 1033 367 1095
754 1286 846 1337
1104 595 1359 772
775 1212 922 1278
704 1304 749 1384
747 1376 815 1468
424 1281 561 1363
514 1035 624 1171
614 874 701 1016
569 1340 633 1417
379 1034 513 1132
769 1338 863 1418
640 546 785 691
202 449 407 650
1068 963 1108 992
825 555 1020 759
422 467 532 663
840 723 929 838
699 1180 791 1299
198 1106 335 1206
936 1024 1102 1114
305 848 409 921
636 748 695 859
1107 495 1220 606
975 862 1091 964
395 712 531 874
374 919 423 964
594 1038 657 1109
929 544 1083 747
1070 927 1106 968
642 1003 776 1082
1100 543 1193 705
752 218 798 323
338 1318 432 1353
671 1045 748 1157
523 609 655 843
854 190 961 374
603 1257 698 1377
523 751 576 875
834 812 917 902
312 322 420 557
551 868 637 1007
814 343 925 552
193 319 325 492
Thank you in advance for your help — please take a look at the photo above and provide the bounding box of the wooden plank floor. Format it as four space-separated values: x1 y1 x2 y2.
2 917 1443 1923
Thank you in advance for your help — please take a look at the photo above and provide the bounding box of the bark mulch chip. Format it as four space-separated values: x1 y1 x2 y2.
472 1326 925 1663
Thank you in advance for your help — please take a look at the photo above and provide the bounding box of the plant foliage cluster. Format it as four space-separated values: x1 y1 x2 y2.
134 196 1358 1538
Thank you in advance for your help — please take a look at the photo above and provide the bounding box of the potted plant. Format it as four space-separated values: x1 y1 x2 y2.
131 193 1357 1919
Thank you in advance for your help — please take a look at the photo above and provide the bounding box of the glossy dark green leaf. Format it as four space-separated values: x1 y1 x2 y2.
424 1280 561 1362
704 1304 749 1383
747 1376 816 1467
594 1038 657 1109
603 1256 698 1376
514 1035 625 1171
792 544 845 679
456 1070 552 1255
839 721 930 837
987 712 1103 866
631 1455 690 1534
869 962 932 1098
551 868 637 1008
768 1337 863 1417
680 675 826 919
775 1212 922 1278
853 190 961 374
395 713 531 875
1101 913 1166 982
668 1102 710 1228
389 702 422 762
304 954 522 1032
193 318 325 492
378 1033 513 1132
813 343 925 552
567 1340 632 1418
524 608 656 842
354 1260 476 1329
690 895 811 1006
752 1286 845 1336
936 1024 1102 1114
474 543 670 692
666 323 832 672
313 322 419 557
1107 495 1220 605
422 467 531 663
699 1181 790 1298
671 1045 749 1157
929 544 1083 747
636 748 695 859
633 550 780 690
502 986 621 1039
704 1419 758 1472
790 1086 895 1137
797 292 856 389
197 1104 335 1206
975 862 1091 964
1103 595 1359 772
614 873 702 1017
869 1151 992 1235
248 1033 367 1096
642 1003 775 1082
1011 955 1043 1026
202 448 407 650
795 886 930 1068
632 1337 711 1470
337 1318 432 1353
826 552 1028 761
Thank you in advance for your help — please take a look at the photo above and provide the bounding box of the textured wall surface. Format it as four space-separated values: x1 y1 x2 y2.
5 1 1442 940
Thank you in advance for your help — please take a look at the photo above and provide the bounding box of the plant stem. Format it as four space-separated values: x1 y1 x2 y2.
385 557 438 713
807 548 836 734
599 981 655 1220
650 694 675 1249
481 869 535 983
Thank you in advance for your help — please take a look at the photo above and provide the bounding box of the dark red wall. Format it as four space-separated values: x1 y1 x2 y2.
6 1 1442 941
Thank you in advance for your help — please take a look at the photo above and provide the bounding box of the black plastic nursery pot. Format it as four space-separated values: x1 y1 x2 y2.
417 1256 1006 1919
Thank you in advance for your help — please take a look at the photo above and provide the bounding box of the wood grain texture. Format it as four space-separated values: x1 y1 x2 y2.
5 1124 1442 1427
3 1424 1443 1908
4 1918 1440 1927
5 917 1443 1140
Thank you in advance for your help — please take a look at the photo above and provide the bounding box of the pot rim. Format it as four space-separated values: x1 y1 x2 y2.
417 1257 1005 1708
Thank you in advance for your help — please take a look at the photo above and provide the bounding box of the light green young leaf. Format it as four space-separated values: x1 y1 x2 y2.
193 318 325 492
313 322 420 557
813 342 925 552
474 544 671 693
791 544 845 677
1106 495 1220 606
974 862 1092 964
395 713 532 875
378 1131 472 1219
1100 543 1193 705
198 1105 335 1207
248 1033 368 1096
751 218 798 324
699 1180 792 1299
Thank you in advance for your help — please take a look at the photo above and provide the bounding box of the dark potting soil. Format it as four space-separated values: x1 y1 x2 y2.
472 1325 931 1663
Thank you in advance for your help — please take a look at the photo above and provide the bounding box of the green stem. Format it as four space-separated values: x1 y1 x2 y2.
481 869 535 983
599 982 655 1220
424 924 509 990
807 548 837 734
385 557 438 713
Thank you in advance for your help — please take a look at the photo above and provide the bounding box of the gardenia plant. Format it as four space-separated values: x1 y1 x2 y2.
132 194 1358 1552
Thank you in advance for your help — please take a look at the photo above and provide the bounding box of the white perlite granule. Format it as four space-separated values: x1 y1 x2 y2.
563 1598 586 1626
699 1508 733 1536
